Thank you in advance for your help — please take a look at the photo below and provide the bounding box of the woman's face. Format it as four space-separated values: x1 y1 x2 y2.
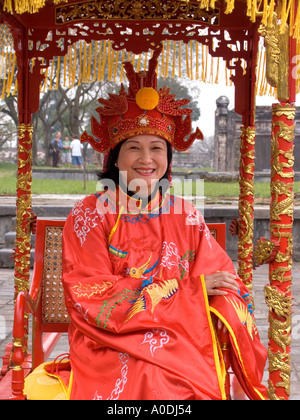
116 135 168 196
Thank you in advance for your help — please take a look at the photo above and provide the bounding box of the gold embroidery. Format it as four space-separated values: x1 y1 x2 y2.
71 280 116 299
264 285 292 318
224 297 254 339
129 254 152 278
125 279 178 322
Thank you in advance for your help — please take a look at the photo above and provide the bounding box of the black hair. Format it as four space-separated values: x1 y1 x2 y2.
96 139 173 190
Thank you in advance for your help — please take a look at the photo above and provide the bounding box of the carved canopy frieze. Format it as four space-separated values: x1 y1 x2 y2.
55 0 220 26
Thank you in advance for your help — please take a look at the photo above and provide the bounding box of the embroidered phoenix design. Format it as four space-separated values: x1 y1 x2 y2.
125 279 179 322
225 296 254 339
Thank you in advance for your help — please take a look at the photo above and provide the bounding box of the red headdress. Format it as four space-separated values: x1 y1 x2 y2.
81 45 203 153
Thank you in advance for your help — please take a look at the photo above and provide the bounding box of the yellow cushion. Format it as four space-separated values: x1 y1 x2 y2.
24 363 66 400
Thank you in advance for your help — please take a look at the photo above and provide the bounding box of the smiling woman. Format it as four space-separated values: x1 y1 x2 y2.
116 135 168 197
24 46 268 401
97 135 173 201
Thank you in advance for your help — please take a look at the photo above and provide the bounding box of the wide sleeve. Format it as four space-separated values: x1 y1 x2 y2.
186 207 268 400
186 207 237 278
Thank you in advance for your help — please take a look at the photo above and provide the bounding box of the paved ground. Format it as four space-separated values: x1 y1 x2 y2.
0 262 299 399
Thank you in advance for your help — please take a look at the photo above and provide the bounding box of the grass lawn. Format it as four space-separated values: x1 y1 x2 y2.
0 162 98 195
0 162 299 199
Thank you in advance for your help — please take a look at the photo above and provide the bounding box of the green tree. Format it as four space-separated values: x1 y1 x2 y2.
157 76 200 122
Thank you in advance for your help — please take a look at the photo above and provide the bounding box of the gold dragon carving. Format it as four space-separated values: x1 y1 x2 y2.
266 103 295 399
14 124 33 295
237 126 255 292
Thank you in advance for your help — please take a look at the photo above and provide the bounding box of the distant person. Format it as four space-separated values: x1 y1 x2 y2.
50 132 63 167
70 136 83 169
62 135 71 168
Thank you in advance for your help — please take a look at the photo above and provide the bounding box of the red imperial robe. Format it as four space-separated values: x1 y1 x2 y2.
60 187 268 400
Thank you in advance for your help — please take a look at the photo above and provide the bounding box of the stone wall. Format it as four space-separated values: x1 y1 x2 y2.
1 204 300 266
214 97 300 172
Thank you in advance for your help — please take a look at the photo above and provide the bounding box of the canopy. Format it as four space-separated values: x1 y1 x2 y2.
0 0 299 101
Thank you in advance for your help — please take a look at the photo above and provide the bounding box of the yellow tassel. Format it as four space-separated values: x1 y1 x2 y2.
196 41 199 80
165 40 170 78
144 52 148 71
101 40 107 82
289 0 294 36
256 48 263 95
78 41 82 86
131 53 136 67
48 59 54 90
185 42 190 78
68 45 72 87
93 40 98 82
110 46 115 81
179 40 182 78
82 41 87 83
214 57 220 83
160 42 165 77
72 43 77 87
113 50 119 82
119 49 126 83
279 0 289 33
203 45 208 82
225 65 229 86
259 52 266 95
55 56 60 90
63 52 67 87
6 53 16 94
267 0 276 26
42 65 48 93
1 51 8 98
0 53 5 89
13 77 18 95
137 53 142 72
201 44 205 82
246 0 252 18
190 41 193 80
251 0 257 22
292 0 300 39
210 55 214 83
3 0 13 13
107 40 113 81
225 0 235 14
97 40 103 82
261 0 268 26
87 42 92 82
172 41 176 78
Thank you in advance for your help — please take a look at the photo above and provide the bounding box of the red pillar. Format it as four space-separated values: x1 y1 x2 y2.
266 102 294 400
237 126 256 308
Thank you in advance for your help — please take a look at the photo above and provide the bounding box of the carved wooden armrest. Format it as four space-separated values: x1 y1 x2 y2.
10 290 40 400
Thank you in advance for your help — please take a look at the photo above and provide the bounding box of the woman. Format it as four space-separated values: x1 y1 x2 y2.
25 47 267 400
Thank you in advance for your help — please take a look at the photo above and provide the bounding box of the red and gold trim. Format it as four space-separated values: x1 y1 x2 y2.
108 114 175 148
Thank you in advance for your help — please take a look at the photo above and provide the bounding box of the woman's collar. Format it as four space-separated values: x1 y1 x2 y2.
103 183 164 214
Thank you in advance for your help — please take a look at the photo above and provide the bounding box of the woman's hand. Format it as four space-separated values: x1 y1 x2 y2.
204 271 239 296
205 271 240 334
